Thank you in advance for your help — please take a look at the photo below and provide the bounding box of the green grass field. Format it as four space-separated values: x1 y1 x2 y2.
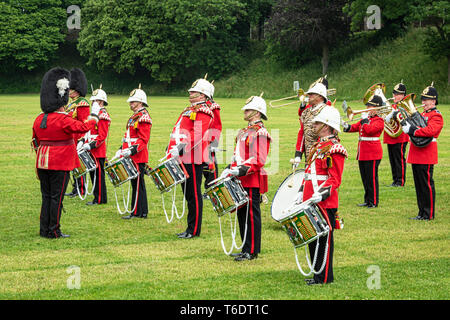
0 94 448 300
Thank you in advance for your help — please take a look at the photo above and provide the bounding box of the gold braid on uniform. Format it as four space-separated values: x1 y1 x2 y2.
300 102 327 158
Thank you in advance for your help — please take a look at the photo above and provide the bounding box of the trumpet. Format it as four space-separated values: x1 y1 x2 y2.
269 88 337 108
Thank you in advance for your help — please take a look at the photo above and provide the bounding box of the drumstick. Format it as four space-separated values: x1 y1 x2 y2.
287 159 298 188
207 157 255 186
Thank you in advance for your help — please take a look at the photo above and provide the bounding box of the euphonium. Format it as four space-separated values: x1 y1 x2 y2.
363 83 402 138
397 94 432 147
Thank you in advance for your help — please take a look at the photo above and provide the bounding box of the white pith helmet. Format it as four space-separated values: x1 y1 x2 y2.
127 84 148 106
241 93 267 120
312 105 341 132
306 82 327 100
90 85 108 106
188 74 215 99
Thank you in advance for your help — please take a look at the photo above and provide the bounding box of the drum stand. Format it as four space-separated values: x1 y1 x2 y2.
161 182 186 223
218 202 250 256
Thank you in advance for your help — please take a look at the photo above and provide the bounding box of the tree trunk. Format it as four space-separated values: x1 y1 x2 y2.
321 43 329 75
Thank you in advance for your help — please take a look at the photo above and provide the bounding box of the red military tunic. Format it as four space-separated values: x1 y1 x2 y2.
167 102 214 164
121 108 152 164
231 120 271 193
66 96 90 141
347 115 384 160
407 108 443 165
85 108 110 159
383 103 409 144
207 100 222 143
32 112 97 171
302 137 348 209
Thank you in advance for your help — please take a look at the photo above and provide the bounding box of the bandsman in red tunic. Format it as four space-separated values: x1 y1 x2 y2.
118 86 152 219
65 68 91 197
167 78 214 239
203 88 222 189
81 86 111 205
383 82 409 187
296 105 347 285
220 94 271 261
401 84 443 220
342 95 384 208
295 77 332 167
32 67 98 238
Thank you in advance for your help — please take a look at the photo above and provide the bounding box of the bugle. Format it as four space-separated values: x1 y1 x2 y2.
269 88 336 108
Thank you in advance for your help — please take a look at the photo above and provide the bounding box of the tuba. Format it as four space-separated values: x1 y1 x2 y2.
363 83 402 138
397 94 432 147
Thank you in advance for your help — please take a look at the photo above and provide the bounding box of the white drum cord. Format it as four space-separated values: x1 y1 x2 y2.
113 172 139 215
161 182 187 223
218 201 249 256
293 230 330 277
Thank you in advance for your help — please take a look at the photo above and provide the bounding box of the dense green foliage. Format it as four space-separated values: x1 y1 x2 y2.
0 0 66 72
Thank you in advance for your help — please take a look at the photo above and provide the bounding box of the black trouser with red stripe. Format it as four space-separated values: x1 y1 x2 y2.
182 163 203 236
89 157 107 204
387 142 408 186
412 164 436 220
237 188 261 255
37 169 70 238
358 160 381 206
308 208 336 284
130 163 148 218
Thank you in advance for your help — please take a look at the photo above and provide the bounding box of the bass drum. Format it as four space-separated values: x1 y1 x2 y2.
271 169 305 222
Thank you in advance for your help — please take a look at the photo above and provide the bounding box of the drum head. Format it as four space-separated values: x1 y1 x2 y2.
271 169 304 222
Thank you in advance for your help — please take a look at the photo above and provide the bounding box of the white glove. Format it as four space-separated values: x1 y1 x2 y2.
114 149 122 159
402 122 412 134
361 112 369 120
220 168 231 179
91 101 101 116
229 167 240 177
294 191 303 204
169 145 180 157
309 192 323 204
77 140 84 150
292 156 301 169
385 110 395 123
82 143 91 151
341 120 350 131
121 148 132 157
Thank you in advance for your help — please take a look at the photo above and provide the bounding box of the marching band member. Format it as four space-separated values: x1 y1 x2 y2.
342 95 384 208
32 67 99 238
402 84 443 220
294 78 330 167
296 105 347 285
65 68 91 198
119 86 152 219
81 86 111 205
202 79 222 189
384 82 409 187
167 78 214 239
220 94 271 261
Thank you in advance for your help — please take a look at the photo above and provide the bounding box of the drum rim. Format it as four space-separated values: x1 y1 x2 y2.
270 168 305 222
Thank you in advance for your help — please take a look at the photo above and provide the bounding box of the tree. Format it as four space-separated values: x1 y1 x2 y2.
0 0 66 72
77 0 247 83
408 1 450 84
266 0 350 75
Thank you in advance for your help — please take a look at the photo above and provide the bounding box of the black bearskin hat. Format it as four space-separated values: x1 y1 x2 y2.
40 67 71 113
69 68 88 97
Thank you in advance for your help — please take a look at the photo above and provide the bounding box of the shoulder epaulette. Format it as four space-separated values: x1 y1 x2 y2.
256 126 272 141
138 110 152 124
329 143 348 158
99 109 111 121
196 104 213 117
209 102 221 111
76 98 90 108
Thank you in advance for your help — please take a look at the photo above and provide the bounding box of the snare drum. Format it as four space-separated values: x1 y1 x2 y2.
277 202 330 248
204 177 248 216
149 157 187 193
105 157 139 187
73 149 97 179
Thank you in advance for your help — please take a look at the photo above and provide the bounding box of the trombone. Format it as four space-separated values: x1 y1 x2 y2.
269 88 336 108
